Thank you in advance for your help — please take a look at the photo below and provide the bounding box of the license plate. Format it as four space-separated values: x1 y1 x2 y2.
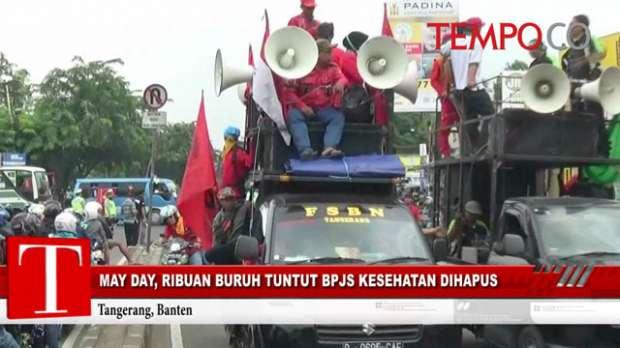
342 342 405 348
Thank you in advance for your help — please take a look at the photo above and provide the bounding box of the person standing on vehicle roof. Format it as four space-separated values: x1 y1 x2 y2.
288 0 320 38
160 205 203 265
447 200 492 263
221 126 252 199
121 186 140 246
285 39 348 160
528 40 553 69
448 17 495 154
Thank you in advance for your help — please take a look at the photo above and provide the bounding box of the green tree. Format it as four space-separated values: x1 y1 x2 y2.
390 112 434 154
505 59 529 71
0 53 35 151
154 122 195 184
29 57 145 195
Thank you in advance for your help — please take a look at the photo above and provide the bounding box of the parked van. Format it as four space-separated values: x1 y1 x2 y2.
0 166 52 203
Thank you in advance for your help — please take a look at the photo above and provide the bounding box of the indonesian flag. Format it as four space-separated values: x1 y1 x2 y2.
177 94 218 248
251 9 292 145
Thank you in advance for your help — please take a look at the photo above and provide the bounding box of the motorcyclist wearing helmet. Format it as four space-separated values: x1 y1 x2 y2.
42 200 63 236
10 212 43 237
54 212 80 238
83 201 134 264
160 205 203 265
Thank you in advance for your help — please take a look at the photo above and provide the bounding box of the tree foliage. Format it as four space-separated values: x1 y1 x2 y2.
505 59 529 71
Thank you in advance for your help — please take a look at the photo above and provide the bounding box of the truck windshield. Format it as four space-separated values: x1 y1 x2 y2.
271 202 430 264
535 205 620 259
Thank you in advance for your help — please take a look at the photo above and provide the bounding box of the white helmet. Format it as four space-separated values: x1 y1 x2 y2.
160 205 178 220
84 201 103 221
54 212 78 233
28 204 46 218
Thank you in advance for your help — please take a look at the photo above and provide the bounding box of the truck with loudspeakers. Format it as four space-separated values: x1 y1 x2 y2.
424 63 620 347
217 28 461 348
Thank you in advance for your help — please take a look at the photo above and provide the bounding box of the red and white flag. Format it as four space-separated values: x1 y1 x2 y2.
251 9 292 145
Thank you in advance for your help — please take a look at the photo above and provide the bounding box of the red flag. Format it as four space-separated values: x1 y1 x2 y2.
382 2 394 37
248 44 254 67
177 94 218 249
260 9 270 61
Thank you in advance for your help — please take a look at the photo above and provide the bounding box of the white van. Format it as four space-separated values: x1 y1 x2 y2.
0 166 52 202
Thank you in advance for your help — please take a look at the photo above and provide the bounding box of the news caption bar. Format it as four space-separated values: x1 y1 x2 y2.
2 266 620 324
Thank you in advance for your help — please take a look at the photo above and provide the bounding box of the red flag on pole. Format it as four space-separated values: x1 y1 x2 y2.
177 93 218 249
382 2 394 37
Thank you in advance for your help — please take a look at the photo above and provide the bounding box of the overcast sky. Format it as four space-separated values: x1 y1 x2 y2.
1 0 619 148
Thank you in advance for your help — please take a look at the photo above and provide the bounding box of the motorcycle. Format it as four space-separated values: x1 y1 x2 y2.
92 240 106 265
160 237 191 265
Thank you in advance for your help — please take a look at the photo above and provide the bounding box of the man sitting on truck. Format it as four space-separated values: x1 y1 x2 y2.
447 200 492 263
285 39 348 160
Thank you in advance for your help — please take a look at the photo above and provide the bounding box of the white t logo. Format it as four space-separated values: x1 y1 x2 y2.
18 244 83 314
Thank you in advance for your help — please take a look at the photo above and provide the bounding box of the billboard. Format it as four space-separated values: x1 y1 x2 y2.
387 0 459 113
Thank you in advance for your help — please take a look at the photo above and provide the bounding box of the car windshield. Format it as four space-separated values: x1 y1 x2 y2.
535 204 620 258
271 202 430 264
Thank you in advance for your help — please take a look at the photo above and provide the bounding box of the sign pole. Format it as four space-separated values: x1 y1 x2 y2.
142 83 168 253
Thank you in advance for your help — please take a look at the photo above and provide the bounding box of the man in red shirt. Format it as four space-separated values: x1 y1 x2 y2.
221 126 252 198
317 24 366 87
285 39 348 160
288 0 320 38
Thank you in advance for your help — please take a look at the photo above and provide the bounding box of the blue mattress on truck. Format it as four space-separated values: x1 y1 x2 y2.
285 154 406 178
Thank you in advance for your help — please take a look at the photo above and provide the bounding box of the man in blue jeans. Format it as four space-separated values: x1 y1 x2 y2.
285 39 348 160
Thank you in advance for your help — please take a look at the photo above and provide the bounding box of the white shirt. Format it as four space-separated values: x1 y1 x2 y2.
449 35 484 91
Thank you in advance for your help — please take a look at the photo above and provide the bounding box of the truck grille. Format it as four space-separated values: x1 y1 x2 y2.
316 325 423 344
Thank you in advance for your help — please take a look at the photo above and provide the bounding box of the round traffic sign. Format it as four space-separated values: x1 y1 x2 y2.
143 84 168 110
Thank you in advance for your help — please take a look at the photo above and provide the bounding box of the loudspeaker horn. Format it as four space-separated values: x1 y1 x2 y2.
576 67 620 115
237 84 247 105
521 63 570 113
214 49 254 97
393 60 418 104
357 36 409 89
265 27 318 79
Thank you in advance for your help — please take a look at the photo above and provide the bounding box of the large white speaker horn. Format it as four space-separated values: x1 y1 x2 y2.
576 67 620 115
214 49 254 97
357 36 409 89
265 27 318 79
237 84 247 105
393 60 418 104
521 63 570 113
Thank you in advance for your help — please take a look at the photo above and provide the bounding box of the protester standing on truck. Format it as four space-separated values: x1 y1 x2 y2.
432 34 459 158
221 126 252 199
561 14 608 156
449 17 495 154
288 0 320 38
285 39 348 160
528 40 553 69
447 200 492 263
